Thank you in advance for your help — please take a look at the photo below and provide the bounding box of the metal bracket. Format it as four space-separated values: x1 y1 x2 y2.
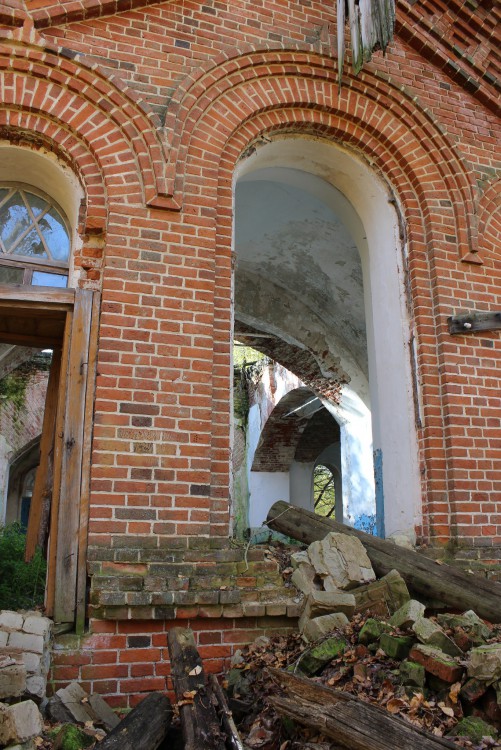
448 311 501 335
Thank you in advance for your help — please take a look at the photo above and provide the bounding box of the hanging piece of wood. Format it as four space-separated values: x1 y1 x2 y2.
167 627 226 750
266 501 501 622
97 692 172 750
268 668 458 750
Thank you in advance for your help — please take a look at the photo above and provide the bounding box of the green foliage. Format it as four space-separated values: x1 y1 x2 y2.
313 464 336 517
0 523 46 610
233 344 269 424
0 352 51 418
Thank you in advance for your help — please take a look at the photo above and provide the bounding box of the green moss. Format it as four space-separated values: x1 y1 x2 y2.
451 716 497 743
53 724 95 750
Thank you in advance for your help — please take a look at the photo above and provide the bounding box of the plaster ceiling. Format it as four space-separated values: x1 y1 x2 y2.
234 167 368 381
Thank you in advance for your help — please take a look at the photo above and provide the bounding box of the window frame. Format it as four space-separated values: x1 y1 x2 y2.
0 183 71 285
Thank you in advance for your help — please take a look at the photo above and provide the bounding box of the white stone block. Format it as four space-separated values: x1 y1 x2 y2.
7 633 44 655
0 700 43 745
22 652 41 675
0 631 8 647
0 612 24 631
26 675 46 699
23 615 52 639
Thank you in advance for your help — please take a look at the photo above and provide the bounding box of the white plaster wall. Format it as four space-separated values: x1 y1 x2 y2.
236 137 421 541
289 460 315 511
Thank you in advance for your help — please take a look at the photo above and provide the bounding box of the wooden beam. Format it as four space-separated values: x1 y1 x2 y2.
0 284 74 309
448 310 501 335
75 291 100 634
45 310 73 618
54 289 94 623
24 348 62 562
266 501 501 623
268 669 458 750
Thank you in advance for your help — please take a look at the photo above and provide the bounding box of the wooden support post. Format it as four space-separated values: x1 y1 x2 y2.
24 347 62 561
167 627 226 750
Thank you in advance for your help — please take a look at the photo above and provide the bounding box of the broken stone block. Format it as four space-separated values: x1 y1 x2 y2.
352 569 410 617
88 693 120 731
307 533 375 591
412 617 462 657
299 590 356 631
301 613 349 643
448 716 498 744
379 634 415 660
0 700 43 745
55 682 92 725
291 563 319 595
389 599 425 630
409 644 464 684
460 678 488 705
290 551 310 569
26 675 46 700
296 636 347 676
438 610 492 646
358 618 391 646
468 644 501 683
399 659 426 688
0 659 27 699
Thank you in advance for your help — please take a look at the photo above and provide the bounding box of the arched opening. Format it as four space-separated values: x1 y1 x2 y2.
0 143 98 626
233 137 420 542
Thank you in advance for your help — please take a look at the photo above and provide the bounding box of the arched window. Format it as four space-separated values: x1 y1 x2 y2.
0 184 70 287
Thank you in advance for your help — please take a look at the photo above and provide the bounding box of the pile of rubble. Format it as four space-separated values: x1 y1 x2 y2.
0 610 52 748
228 531 501 748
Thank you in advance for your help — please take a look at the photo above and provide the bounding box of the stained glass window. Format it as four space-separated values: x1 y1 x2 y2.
0 186 70 287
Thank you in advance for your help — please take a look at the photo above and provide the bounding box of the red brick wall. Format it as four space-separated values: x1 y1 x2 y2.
0 0 499 700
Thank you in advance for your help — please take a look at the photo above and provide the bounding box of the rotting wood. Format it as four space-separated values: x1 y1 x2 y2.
167 627 226 750
45 308 73 618
75 291 100 634
97 692 172 750
336 0 395 87
0 284 75 308
54 288 94 623
266 501 501 623
25 347 62 562
268 668 458 750
209 674 246 750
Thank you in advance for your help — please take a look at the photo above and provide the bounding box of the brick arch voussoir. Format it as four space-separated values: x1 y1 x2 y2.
0 39 173 209
477 178 501 261
0 108 111 288
251 387 316 473
167 49 477 260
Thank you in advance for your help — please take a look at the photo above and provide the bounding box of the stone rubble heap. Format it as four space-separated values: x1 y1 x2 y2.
289 532 501 743
0 610 52 749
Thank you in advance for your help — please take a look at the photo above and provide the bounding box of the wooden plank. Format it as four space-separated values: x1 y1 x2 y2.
0 284 75 308
266 501 501 623
24 347 62 562
209 674 245 750
268 669 458 750
54 288 93 623
98 692 172 750
45 309 73 618
75 291 100 634
0 331 63 347
448 310 501 334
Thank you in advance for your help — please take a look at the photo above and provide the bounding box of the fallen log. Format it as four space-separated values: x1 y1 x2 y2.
266 501 501 623
167 627 226 750
209 674 246 750
268 668 458 750
98 692 172 750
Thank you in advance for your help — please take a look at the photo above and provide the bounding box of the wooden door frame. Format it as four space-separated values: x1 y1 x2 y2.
0 284 99 629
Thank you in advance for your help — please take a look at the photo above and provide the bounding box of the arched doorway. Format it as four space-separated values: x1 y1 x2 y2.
233 137 420 542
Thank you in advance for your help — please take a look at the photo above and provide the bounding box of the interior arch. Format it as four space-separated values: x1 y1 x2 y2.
234 136 421 541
